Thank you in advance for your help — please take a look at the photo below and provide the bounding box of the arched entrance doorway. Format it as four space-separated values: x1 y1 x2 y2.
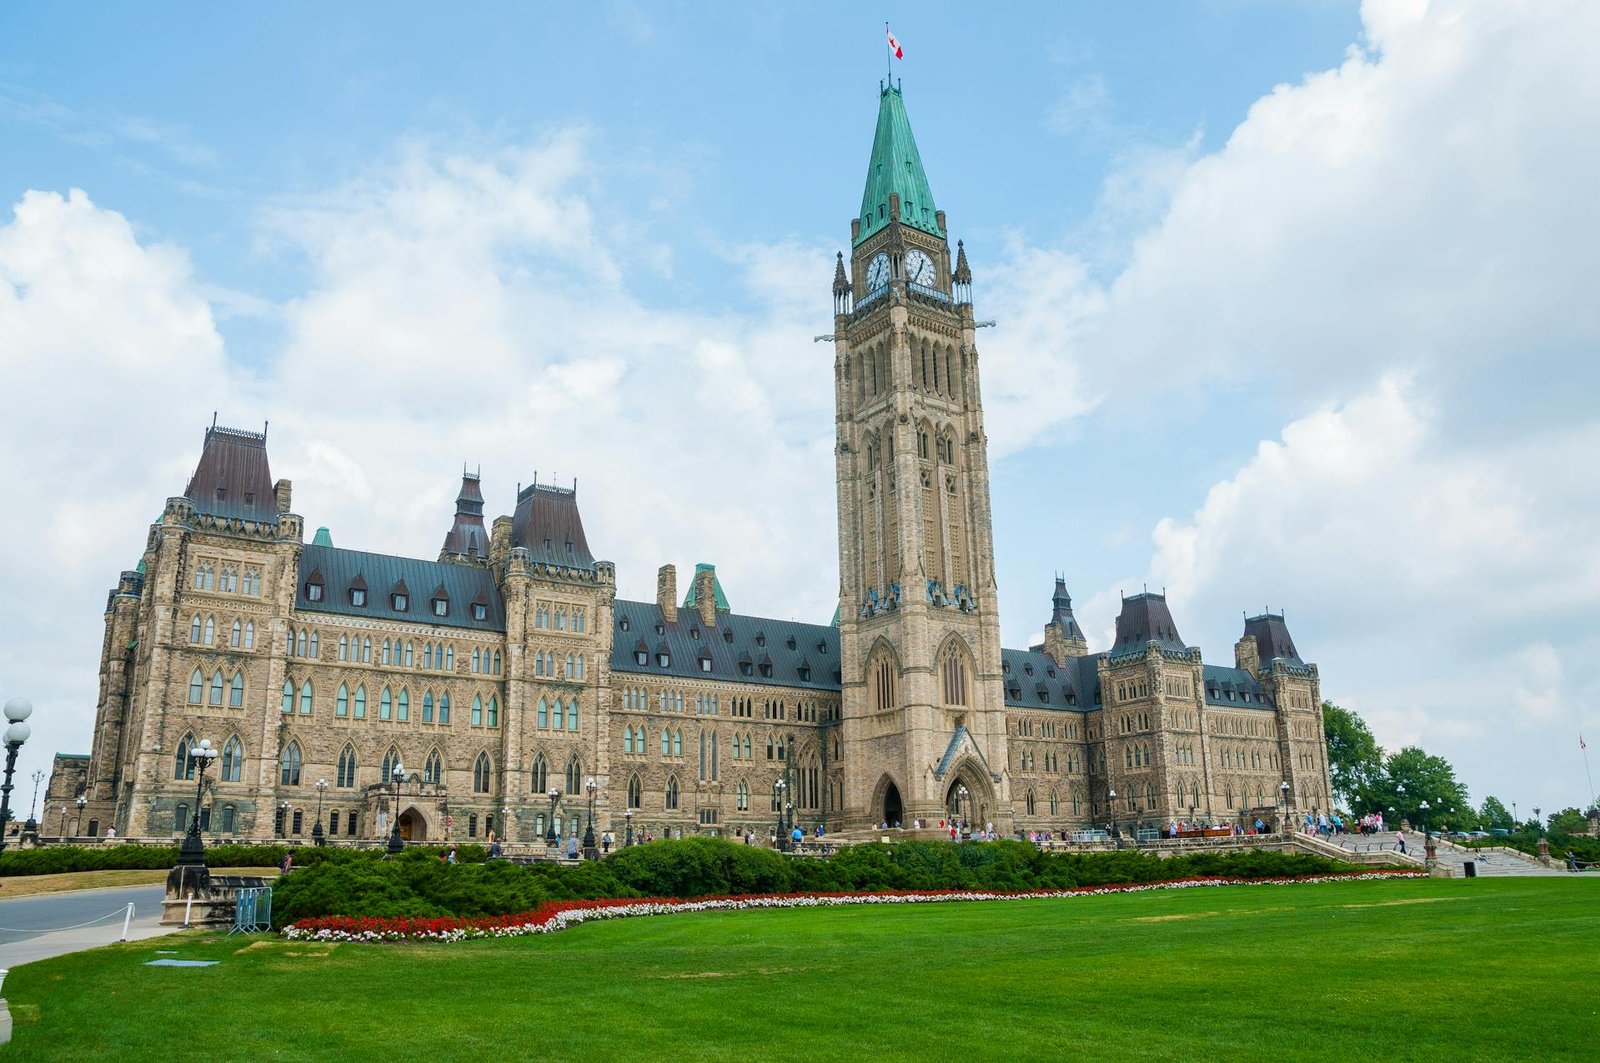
944 769 992 830
398 808 427 842
882 782 903 828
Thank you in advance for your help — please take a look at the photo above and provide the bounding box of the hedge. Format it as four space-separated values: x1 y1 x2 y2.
268 838 1364 929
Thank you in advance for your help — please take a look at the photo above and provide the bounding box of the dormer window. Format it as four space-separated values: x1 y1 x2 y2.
755 632 766 648
393 593 407 610
699 656 713 673
655 623 665 636
305 576 324 602
799 665 812 682
635 650 648 666
689 627 700 640
433 598 448 617
723 629 734 643
472 603 487 621
786 636 796 651
352 589 366 607
657 653 670 667
244 492 254 506
620 616 631 632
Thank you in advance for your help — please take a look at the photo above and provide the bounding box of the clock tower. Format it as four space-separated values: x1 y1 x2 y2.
831 82 1012 832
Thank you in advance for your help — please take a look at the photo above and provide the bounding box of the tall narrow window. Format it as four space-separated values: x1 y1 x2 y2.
422 691 434 723
189 669 204 704
281 679 294 714
564 755 581 795
397 689 409 721
280 741 303 786
209 670 224 706
439 693 450 724
424 749 442 784
190 615 202 643
299 680 313 715
339 635 349 661
487 696 498 728
474 753 492 794
471 695 483 727
244 621 255 649
204 617 215 645
530 754 548 793
230 620 242 647
381 687 393 720
337 745 357 788
229 671 244 708
173 733 195 780
354 684 367 719
665 775 680 810
551 700 563 730
627 774 642 809
221 736 244 782
336 683 349 717
567 699 578 731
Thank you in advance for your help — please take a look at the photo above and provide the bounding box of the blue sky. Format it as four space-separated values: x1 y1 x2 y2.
3 2 1597 820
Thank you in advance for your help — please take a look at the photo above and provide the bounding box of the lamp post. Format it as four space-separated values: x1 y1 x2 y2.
1420 799 1436 868
774 778 787 850
545 787 561 846
74 794 88 839
176 738 218 866
624 808 634 847
278 801 290 838
1280 780 1291 834
957 783 969 838
386 762 406 854
312 778 328 846
583 777 598 860
1108 787 1118 840
26 768 44 837
0 698 33 852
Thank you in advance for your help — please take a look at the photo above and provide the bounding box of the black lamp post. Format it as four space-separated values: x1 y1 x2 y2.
545 787 561 846
583 777 598 860
177 738 218 866
386 762 406 854
74 794 87 837
312 778 328 846
278 801 290 838
624 808 634 847
774 778 787 849
957 783 969 837
25 768 44 838
0 698 33 852
1280 780 1291 833
1108 787 1118 840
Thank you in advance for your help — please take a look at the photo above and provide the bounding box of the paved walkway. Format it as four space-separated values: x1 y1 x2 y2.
0 885 180 969
1307 830 1564 877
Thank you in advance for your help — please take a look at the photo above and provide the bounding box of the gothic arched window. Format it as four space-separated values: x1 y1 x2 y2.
473 752 492 794
337 745 357 788
280 741 303 786
424 749 443 785
173 733 195 780
529 754 548 794
564 755 582 795
221 736 244 782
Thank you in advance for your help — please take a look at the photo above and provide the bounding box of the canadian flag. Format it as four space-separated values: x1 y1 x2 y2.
887 24 903 60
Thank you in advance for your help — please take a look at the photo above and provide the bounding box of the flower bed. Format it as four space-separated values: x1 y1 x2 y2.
282 869 1423 943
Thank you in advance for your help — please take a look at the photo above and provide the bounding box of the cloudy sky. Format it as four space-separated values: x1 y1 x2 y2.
2 1 1595 820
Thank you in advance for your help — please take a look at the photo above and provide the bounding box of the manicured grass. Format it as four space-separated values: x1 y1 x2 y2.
4 877 1595 1061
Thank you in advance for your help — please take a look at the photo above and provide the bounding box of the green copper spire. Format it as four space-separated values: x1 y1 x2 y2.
312 526 334 547
855 83 943 247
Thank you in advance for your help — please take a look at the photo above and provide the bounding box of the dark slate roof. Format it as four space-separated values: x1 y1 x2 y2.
1109 592 1187 658
1049 577 1085 641
295 543 505 632
441 472 490 558
1243 612 1302 665
1202 665 1276 711
1001 648 1101 713
610 600 840 690
184 424 279 523
511 483 595 570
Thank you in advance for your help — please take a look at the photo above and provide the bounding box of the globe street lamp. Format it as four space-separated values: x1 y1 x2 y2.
312 778 329 847
545 787 561 847
74 794 88 838
0 698 33 853
957 783 969 838
177 738 218 866
1108 787 1118 840
774 778 787 850
624 808 634 847
26 768 45 838
387 762 406 854
1280 780 1291 834
583 777 598 860
1420 799 1435 868
278 801 290 838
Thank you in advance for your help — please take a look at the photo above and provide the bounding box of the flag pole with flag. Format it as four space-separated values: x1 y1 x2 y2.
1584 734 1595 811
886 23 903 83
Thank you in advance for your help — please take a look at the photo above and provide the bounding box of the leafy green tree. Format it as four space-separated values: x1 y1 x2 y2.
1479 796 1512 829
1548 807 1587 834
1322 701 1384 807
1363 746 1471 829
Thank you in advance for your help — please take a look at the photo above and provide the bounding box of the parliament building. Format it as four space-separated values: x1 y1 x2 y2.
50 83 1334 845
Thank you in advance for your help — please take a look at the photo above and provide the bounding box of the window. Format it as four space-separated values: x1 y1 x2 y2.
380 747 402 782
665 775 680 810
299 680 313 715
736 779 750 811
424 749 442 784
174 734 195 780
530 754 548 793
220 564 238 593
328 810 340 835
381 687 393 721
487 696 498 728
472 603 487 621
280 741 303 786
229 672 244 708
292 809 303 835
194 560 215 591
337 745 357 788
309 631 319 658
564 755 582 795
242 566 261 596
439 693 451 724
433 596 449 617
394 593 408 611
362 638 372 663
471 695 482 727
397 689 409 722
473 753 492 794
204 617 215 644
188 669 204 704
351 587 367 607
940 643 969 706
628 774 642 808
354 684 367 719
336 683 349 717
306 578 323 602
338 635 349 661
230 619 242 647
552 700 564 730
281 679 294 714
422 691 434 723
244 621 255 649
220 736 243 781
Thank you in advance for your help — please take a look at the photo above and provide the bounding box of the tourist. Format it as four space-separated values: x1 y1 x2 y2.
1396 831 1407 855
488 838 502 858
567 833 580 859
279 850 294 874
1567 850 1578 871
447 844 457 864
105 826 116 840
602 831 612 854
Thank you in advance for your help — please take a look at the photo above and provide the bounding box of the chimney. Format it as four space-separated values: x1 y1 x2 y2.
1235 634 1260 678
273 478 293 514
694 566 717 628
657 564 678 623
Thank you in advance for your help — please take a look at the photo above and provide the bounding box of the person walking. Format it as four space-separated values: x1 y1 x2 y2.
1396 831 1407 855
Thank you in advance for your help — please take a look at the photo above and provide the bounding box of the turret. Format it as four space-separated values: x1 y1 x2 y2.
1041 577 1088 664
440 468 490 564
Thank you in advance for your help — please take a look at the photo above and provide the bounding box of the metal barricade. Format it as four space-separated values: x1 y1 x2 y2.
230 886 273 934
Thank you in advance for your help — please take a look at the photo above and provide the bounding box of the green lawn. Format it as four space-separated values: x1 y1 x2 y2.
4 877 1595 1061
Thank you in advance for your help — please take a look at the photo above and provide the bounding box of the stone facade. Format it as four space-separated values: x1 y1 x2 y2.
50 84 1334 845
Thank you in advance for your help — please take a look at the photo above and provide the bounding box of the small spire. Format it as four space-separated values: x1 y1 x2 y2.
832 251 851 295
953 240 972 285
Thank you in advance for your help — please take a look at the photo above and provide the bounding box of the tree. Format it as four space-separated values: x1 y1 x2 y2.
1548 807 1587 835
1322 701 1383 808
1479 796 1512 829
1370 746 1471 830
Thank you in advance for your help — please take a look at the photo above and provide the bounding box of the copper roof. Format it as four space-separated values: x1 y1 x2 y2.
511 482 594 569
183 424 278 522
441 471 490 558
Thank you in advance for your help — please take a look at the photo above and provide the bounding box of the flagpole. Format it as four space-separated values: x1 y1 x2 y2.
1584 737 1595 809
886 22 892 85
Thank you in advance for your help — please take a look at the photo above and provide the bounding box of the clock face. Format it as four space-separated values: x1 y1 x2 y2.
905 249 936 287
865 252 890 290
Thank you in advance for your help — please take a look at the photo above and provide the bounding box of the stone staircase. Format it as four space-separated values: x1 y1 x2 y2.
1299 830 1564 877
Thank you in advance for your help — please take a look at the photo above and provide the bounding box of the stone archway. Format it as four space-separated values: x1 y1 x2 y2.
398 807 427 842
871 773 904 829
943 763 995 830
